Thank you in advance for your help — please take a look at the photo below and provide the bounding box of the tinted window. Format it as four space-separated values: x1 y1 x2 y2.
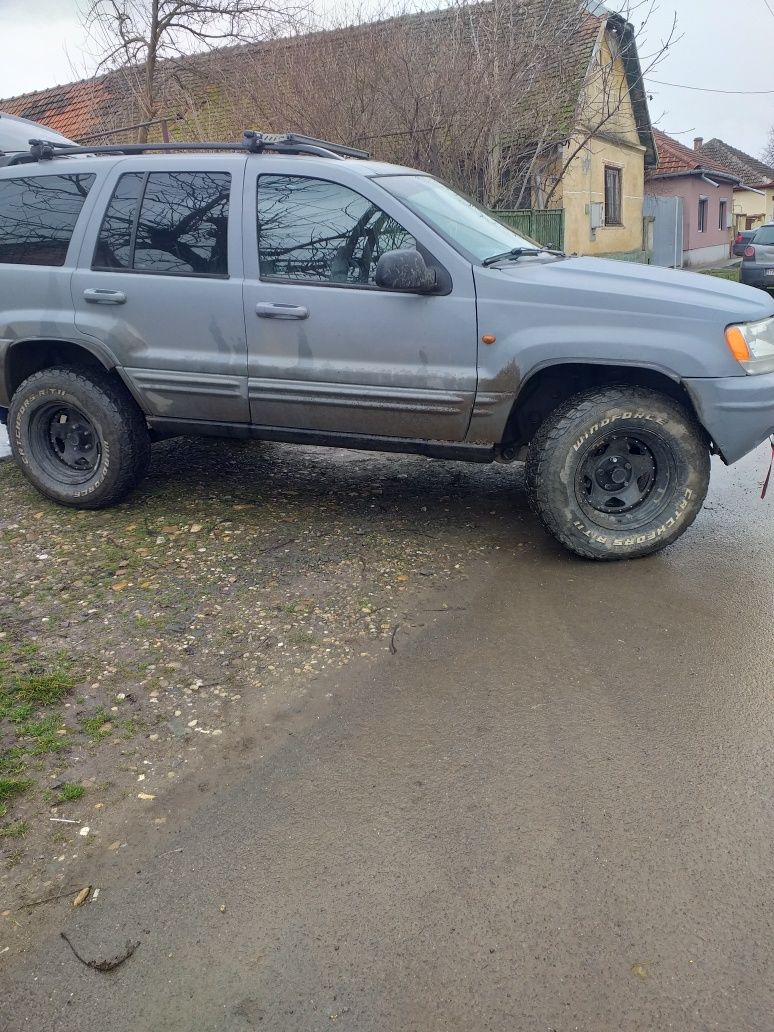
94 171 230 276
753 226 774 245
93 172 143 269
0 173 95 266
257 175 415 285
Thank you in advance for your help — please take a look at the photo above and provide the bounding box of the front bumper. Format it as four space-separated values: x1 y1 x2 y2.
684 371 774 464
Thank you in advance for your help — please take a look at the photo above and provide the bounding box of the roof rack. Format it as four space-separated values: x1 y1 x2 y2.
0 131 370 167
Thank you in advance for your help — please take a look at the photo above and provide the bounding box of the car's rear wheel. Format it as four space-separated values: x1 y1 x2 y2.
525 386 710 560
8 366 151 509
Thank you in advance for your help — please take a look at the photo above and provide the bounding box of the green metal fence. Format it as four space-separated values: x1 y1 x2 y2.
490 208 565 251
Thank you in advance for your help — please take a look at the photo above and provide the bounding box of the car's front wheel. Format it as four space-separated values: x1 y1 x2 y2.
525 386 710 560
8 366 151 509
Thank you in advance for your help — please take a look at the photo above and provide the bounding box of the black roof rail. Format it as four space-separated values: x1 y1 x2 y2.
0 131 369 167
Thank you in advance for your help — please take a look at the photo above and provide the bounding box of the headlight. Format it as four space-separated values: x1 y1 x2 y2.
725 317 774 374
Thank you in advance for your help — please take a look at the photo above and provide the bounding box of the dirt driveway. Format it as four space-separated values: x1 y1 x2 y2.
2 440 772 1031
1 436 525 911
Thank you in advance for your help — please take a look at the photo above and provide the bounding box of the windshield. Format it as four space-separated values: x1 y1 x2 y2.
753 226 774 245
375 175 536 262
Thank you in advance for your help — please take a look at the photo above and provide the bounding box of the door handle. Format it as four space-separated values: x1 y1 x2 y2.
83 288 127 305
255 302 309 320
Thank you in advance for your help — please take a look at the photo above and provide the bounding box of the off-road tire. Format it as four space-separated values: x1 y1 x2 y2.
9 366 151 509
525 386 710 560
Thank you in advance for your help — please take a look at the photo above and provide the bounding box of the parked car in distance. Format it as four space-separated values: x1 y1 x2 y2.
740 223 774 294
1 132 774 561
733 229 757 258
0 110 75 152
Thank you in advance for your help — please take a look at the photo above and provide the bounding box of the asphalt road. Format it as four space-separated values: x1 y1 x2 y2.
2 443 773 1032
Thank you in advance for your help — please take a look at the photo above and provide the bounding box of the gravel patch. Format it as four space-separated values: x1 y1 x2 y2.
0 436 540 908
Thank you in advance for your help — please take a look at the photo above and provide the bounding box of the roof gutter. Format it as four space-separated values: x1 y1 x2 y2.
646 169 740 185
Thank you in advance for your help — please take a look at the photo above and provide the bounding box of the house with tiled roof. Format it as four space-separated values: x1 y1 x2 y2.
645 129 739 268
0 0 656 258
696 137 774 231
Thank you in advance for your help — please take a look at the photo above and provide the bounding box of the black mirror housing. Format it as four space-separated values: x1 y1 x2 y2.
374 249 437 293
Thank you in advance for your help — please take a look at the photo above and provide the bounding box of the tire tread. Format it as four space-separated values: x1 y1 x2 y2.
9 366 150 509
524 386 709 561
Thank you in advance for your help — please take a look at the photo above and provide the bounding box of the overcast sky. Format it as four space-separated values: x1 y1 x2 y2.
1 0 772 157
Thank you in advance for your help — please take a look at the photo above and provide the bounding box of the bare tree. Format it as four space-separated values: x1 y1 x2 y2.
210 0 675 210
81 0 309 141
81 0 676 208
212 0 591 207
764 126 774 168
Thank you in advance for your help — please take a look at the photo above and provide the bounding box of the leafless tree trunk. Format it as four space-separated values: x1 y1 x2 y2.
81 0 310 142
764 127 774 168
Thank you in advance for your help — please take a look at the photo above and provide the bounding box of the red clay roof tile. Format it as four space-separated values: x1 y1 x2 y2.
648 128 736 180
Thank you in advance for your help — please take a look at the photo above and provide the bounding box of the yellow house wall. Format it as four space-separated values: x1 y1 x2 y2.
548 36 646 255
732 186 774 229
579 36 641 149
560 133 646 255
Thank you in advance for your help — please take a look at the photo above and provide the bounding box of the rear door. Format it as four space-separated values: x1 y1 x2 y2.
242 163 478 441
73 156 249 424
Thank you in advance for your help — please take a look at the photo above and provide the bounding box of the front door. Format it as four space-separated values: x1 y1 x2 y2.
73 158 249 423
243 169 478 441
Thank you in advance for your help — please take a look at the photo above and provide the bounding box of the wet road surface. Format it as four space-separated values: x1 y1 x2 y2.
2 443 773 1032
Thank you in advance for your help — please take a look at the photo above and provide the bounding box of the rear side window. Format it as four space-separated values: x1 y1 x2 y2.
94 171 231 276
92 172 143 270
0 173 95 266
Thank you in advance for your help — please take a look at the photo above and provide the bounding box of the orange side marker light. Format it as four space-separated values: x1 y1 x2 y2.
725 326 751 362
481 334 497 346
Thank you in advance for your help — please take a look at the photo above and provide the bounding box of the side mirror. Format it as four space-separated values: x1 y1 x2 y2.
374 249 437 294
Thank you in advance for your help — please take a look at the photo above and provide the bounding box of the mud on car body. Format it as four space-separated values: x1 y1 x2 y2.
1 130 773 560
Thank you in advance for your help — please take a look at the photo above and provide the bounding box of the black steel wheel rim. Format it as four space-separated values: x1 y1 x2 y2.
574 430 676 530
27 403 103 485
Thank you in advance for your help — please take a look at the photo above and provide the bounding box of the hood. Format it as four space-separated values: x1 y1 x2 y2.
0 112 75 154
488 255 774 324
473 255 774 384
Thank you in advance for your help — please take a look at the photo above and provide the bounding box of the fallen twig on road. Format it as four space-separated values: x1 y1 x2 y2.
257 538 296 554
20 889 80 911
389 625 400 654
61 931 139 972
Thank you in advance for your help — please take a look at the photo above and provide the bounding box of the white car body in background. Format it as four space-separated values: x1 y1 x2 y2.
0 113 74 457
0 111 75 152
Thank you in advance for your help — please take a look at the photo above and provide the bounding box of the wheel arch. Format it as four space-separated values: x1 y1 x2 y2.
502 361 709 450
1 337 123 407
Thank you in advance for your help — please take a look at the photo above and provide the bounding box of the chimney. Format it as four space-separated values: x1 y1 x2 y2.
694 137 704 151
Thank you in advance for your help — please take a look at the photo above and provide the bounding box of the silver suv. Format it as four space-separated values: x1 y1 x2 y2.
2 132 774 560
